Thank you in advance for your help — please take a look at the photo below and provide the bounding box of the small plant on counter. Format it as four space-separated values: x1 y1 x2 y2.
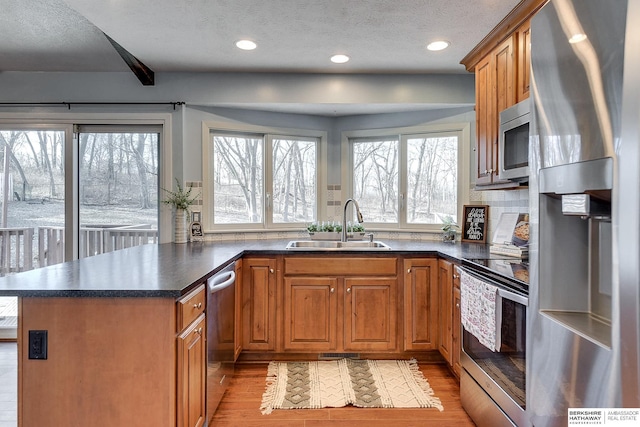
441 215 459 242
161 178 199 212
306 221 365 234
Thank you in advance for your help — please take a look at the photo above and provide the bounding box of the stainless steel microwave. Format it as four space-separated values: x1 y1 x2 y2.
498 99 530 182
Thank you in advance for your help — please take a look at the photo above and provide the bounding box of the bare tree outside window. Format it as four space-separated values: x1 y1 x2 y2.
351 132 458 226
272 138 316 224
213 135 263 224
407 136 458 223
352 139 399 223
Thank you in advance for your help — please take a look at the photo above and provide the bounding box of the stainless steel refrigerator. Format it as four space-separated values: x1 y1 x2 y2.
528 0 640 425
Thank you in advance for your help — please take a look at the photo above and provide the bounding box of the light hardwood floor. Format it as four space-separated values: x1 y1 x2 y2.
211 362 476 427
0 342 475 427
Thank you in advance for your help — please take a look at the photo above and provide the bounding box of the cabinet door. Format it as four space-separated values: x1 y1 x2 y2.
452 276 462 378
177 314 206 427
283 277 338 351
516 19 531 102
403 259 439 351
438 259 453 364
493 35 516 184
494 35 516 115
344 277 398 351
234 259 243 360
242 258 277 351
475 55 494 186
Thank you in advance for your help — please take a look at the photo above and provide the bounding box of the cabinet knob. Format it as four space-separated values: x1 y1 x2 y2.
484 169 488 174
453 274 459 279
456 303 460 308
330 287 335 293
269 268 274 274
407 268 411 273
346 287 351 293
193 302 202 309
194 328 202 335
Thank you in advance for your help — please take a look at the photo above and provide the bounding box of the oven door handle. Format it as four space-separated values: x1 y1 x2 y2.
208 271 236 293
497 287 528 306
457 266 528 306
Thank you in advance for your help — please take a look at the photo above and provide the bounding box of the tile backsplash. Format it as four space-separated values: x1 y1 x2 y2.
469 187 529 242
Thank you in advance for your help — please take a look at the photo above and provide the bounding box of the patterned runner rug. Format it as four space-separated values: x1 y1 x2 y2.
260 358 443 414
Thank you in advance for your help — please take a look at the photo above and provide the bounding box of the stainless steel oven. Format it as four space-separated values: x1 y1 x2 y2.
458 264 528 427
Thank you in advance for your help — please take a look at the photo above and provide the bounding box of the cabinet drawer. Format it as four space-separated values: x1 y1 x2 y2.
177 284 205 332
284 257 397 276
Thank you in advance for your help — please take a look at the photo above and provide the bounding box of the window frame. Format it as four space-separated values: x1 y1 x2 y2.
0 113 172 257
341 122 470 232
202 121 327 232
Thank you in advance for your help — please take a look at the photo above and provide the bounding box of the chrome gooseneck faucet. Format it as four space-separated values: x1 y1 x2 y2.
342 198 364 242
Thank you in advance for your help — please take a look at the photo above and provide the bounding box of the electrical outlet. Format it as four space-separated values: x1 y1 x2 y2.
28 330 48 360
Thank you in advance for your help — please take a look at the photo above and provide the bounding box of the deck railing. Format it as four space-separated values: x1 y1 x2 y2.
0 228 34 274
0 225 158 276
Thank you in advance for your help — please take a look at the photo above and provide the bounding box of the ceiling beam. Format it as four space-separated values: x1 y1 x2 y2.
103 32 155 86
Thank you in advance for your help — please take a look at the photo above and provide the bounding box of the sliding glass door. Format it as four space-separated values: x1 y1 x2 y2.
77 126 159 258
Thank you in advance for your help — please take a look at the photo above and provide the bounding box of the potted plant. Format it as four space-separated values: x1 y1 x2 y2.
162 178 199 243
441 215 459 243
306 221 365 240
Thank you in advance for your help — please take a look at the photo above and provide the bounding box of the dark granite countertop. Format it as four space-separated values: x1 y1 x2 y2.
0 238 525 298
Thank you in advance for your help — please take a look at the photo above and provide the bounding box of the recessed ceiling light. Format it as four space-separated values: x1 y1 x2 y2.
236 40 257 50
569 33 587 44
331 54 350 64
427 40 450 51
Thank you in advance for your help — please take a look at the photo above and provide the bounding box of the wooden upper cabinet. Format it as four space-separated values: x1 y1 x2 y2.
494 35 516 114
516 19 532 102
475 55 494 186
462 0 544 188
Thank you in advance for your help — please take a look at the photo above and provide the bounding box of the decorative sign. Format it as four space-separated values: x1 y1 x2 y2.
462 205 489 243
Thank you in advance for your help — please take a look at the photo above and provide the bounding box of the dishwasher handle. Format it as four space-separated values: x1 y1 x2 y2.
208 270 235 293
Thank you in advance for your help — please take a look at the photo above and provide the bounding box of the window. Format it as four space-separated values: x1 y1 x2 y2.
206 128 321 230
346 124 467 230
0 123 162 267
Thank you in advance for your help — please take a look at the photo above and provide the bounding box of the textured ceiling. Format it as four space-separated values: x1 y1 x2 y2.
1 0 521 74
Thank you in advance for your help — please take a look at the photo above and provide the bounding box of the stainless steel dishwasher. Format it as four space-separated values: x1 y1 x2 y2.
206 262 236 423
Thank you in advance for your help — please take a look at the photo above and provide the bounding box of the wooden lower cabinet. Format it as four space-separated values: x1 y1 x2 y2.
177 314 206 427
234 259 243 360
438 259 453 363
18 285 207 427
437 259 462 378
242 257 278 351
281 256 399 353
403 258 439 351
344 277 397 351
283 276 338 351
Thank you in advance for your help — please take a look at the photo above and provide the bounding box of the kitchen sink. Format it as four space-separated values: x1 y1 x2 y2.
285 240 391 251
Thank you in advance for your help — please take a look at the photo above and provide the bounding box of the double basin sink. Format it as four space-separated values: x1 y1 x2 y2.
285 240 391 251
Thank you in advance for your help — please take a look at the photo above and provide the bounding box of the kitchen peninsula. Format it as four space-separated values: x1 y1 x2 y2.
2 239 526 426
